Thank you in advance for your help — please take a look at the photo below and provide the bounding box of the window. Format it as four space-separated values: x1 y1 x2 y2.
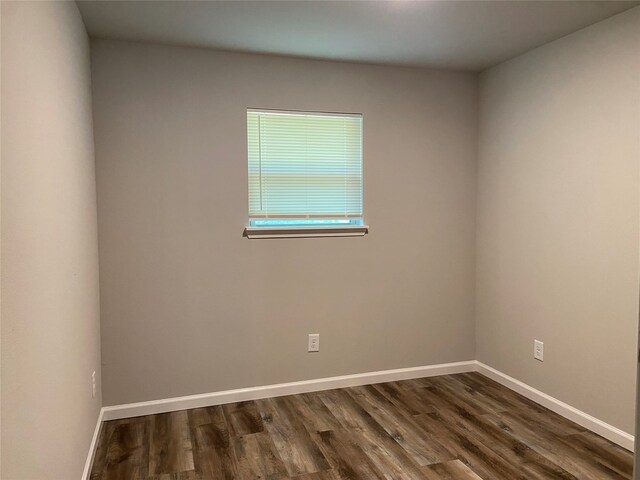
244 109 368 238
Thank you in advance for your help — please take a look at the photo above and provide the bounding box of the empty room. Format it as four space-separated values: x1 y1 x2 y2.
2 0 640 479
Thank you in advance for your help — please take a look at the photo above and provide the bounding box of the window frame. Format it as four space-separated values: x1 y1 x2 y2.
243 108 368 239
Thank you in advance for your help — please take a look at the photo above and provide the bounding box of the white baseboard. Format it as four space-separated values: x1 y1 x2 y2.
101 361 476 421
475 361 634 451
82 407 104 480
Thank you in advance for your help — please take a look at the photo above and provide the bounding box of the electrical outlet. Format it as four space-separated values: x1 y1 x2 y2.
92 371 96 398
534 340 544 361
308 334 320 352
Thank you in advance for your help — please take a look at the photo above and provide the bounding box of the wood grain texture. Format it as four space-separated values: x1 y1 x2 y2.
223 401 264 437
422 460 483 480
149 411 194 475
90 373 632 479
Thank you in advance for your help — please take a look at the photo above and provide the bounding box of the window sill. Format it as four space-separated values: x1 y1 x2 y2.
243 224 369 239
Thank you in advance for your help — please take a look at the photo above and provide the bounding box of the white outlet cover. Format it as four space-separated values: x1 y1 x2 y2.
534 340 544 361
308 334 320 352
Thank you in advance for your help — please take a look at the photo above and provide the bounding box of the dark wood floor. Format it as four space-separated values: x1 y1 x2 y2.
90 372 633 480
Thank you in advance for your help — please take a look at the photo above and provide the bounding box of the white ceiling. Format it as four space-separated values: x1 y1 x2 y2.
77 0 639 71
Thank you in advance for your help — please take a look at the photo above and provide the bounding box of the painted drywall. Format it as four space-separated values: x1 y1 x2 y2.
90 40 478 406
1 2 102 479
476 7 640 434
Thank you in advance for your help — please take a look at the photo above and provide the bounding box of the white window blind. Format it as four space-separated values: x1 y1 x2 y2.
247 109 363 222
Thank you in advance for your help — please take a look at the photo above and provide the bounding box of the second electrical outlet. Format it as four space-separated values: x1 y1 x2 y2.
534 340 544 361
308 334 320 352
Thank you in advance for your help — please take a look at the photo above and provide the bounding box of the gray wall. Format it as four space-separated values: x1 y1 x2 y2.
476 7 640 434
90 40 479 406
1 2 102 479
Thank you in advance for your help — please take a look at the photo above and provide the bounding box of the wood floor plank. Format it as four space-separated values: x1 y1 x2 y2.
145 471 202 480
433 396 581 480
282 392 342 433
311 428 385 480
149 411 195 476
90 373 633 480
90 420 120 480
222 400 264 437
407 412 466 462
187 405 236 479
101 418 149 480
318 388 425 479
256 397 331 476
418 378 499 418
292 469 343 480
417 408 575 480
372 380 437 415
454 372 586 436
411 410 528 480
192 422 237 479
347 384 457 466
431 374 509 415
560 431 633 479
482 411 630 479
232 431 289 479
422 459 484 480
452 373 553 414
188 405 225 429
442 404 576 480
